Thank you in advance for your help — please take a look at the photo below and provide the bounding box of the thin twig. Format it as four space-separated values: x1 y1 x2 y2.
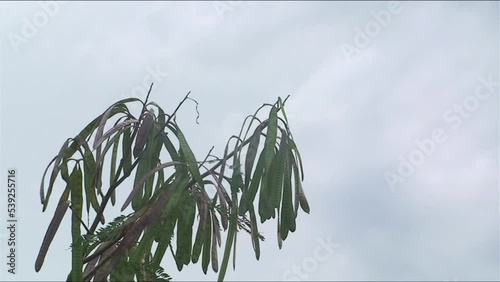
165 91 191 127
198 146 215 169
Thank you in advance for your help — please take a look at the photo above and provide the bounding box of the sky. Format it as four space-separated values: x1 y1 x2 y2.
0 1 499 281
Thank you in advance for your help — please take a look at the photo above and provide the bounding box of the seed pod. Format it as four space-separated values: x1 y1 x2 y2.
133 108 154 158
35 200 70 272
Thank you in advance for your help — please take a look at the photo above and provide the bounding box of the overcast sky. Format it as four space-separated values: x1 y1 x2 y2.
0 1 499 281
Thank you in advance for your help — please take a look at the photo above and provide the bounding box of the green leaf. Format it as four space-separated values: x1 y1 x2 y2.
111 254 135 282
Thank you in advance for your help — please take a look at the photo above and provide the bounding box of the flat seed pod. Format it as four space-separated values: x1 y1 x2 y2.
133 108 155 159
35 200 70 272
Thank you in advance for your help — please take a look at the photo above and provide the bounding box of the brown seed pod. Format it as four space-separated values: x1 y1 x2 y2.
133 108 154 158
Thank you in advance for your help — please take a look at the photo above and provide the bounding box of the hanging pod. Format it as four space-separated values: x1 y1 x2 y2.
133 108 155 158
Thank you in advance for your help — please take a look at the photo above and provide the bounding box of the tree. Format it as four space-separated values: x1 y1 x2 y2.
35 84 310 281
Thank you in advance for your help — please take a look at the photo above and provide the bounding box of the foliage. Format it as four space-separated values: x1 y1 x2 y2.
35 85 310 281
